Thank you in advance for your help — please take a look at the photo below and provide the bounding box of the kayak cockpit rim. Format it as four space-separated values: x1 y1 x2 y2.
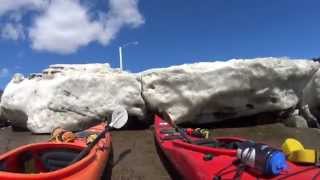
0 142 98 179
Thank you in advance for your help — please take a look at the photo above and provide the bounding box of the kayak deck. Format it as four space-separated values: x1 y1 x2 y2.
0 123 111 180
154 115 320 180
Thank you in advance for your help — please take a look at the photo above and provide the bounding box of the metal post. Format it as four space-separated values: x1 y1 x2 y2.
119 46 123 70
118 41 138 71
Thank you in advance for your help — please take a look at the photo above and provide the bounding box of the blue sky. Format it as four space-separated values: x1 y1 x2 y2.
0 0 320 89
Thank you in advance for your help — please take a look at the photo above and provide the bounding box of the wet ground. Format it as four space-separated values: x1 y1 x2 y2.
1 122 320 180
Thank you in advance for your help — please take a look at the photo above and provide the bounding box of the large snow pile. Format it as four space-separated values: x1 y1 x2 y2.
1 64 145 133
1 58 320 133
141 58 320 124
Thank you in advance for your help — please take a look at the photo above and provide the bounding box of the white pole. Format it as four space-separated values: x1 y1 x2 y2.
118 41 138 71
119 46 123 70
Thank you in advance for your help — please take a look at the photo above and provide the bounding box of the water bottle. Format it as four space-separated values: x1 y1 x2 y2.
236 141 287 176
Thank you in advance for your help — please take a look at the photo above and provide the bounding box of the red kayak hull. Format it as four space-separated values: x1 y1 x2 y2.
0 123 111 180
154 115 320 180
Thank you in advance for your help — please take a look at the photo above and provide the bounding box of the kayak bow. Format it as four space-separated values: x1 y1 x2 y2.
154 115 320 180
0 123 112 180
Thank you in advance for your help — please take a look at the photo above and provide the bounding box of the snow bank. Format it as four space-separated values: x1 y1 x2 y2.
1 64 145 133
141 58 320 124
2 58 320 133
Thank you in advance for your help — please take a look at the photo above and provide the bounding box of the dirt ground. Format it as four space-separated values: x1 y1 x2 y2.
0 125 174 180
1 122 320 180
111 129 173 180
0 126 50 153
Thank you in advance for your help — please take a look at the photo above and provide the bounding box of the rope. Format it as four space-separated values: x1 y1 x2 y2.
49 127 76 143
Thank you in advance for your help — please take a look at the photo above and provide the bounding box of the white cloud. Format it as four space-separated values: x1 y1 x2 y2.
1 22 25 40
98 0 144 44
0 68 9 78
29 0 144 54
108 0 145 28
0 0 48 15
0 0 144 54
29 0 107 54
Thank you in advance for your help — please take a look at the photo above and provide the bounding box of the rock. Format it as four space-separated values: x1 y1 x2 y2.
142 58 319 124
1 63 146 133
283 115 309 128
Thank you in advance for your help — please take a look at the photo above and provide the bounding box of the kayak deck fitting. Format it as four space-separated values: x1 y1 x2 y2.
154 115 320 180
0 123 112 180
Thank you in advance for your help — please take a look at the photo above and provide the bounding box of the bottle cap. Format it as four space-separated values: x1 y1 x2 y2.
267 151 287 175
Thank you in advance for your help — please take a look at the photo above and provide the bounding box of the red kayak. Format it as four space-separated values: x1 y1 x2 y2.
154 115 320 180
0 123 112 180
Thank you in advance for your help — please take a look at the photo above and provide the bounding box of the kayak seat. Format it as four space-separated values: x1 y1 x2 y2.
0 160 5 171
161 135 184 141
41 149 80 171
75 131 97 138
192 139 240 149
223 141 240 149
192 139 220 147
160 129 177 134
